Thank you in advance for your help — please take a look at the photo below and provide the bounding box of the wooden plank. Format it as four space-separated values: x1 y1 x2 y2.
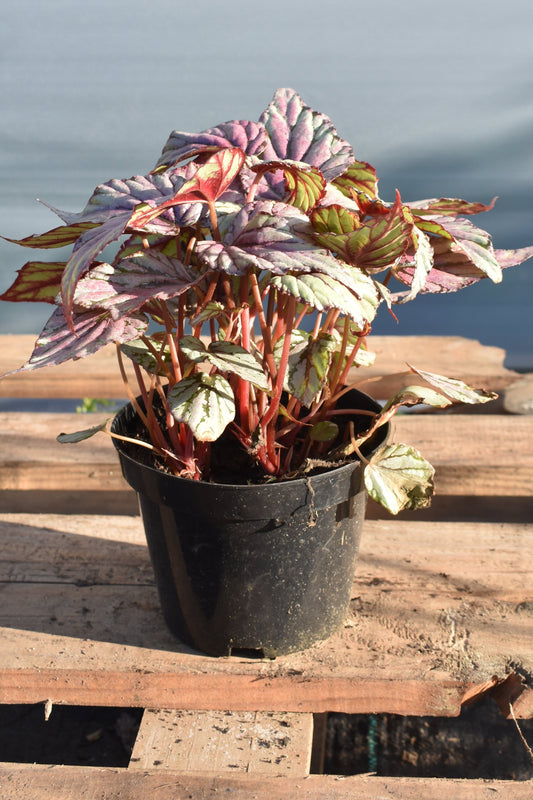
0 514 531 716
0 765 531 800
1 412 533 506
129 709 313 775
0 335 517 399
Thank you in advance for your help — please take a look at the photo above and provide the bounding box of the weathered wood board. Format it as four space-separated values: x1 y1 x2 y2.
0 513 531 717
0 765 531 800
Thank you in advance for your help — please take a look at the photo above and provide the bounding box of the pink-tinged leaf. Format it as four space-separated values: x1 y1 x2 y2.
394 237 489 295
407 197 497 216
434 216 501 282
393 227 434 303
42 167 206 229
257 88 354 200
0 261 65 304
155 121 267 170
194 200 345 277
2 222 100 249
60 212 132 326
16 305 148 372
493 245 533 268
332 160 378 200
130 148 246 228
250 161 326 213
73 254 206 316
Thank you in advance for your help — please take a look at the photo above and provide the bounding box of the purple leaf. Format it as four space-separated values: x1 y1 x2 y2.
43 167 206 229
17 305 148 372
73 254 206 316
155 121 267 170
258 88 354 191
60 213 132 324
194 200 344 276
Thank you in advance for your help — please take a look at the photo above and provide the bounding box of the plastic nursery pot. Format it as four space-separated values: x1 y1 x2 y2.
111 390 388 658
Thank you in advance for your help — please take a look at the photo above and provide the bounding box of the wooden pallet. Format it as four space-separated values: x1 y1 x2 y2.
0 335 532 798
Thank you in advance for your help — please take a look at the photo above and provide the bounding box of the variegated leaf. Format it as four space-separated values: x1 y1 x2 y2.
259 88 354 183
393 227 434 303
331 160 378 200
0 261 65 304
364 444 435 514
61 212 132 322
271 272 378 329
381 385 452 412
121 336 172 374
407 197 497 216
41 167 206 228
407 366 498 404
3 221 100 249
155 120 267 170
284 332 338 406
168 373 235 441
16 305 148 372
130 149 246 228
207 341 270 390
179 335 208 363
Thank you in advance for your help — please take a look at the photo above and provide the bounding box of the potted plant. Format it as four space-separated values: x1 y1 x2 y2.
2 88 532 657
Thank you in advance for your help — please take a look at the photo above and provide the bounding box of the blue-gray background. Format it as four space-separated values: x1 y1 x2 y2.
2 0 532 368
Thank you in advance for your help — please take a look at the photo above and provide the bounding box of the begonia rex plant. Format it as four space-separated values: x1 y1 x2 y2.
3 88 532 514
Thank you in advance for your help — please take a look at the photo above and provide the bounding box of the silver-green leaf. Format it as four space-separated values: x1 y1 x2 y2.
364 443 435 515
408 366 498 404
57 419 109 444
168 373 235 442
207 341 270 390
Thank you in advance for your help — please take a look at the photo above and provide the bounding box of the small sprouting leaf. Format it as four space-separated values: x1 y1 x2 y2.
207 341 270 390
3 221 100 249
0 261 65 304
57 419 109 444
345 192 413 272
309 420 339 442
332 160 378 200
250 161 326 213
408 366 498 404
364 444 435 515
130 148 246 228
168 373 235 442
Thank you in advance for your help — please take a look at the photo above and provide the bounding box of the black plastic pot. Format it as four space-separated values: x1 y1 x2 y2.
111 390 388 658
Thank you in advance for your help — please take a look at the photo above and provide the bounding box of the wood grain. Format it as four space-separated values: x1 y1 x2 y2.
0 334 517 399
0 514 530 717
0 765 531 800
